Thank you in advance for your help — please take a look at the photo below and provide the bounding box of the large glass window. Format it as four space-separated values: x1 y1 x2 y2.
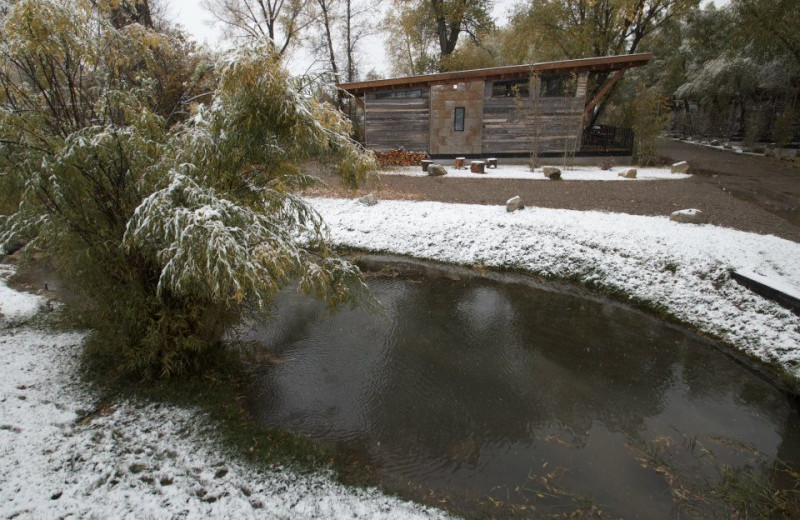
491 80 529 98
374 89 422 99
541 74 577 97
454 107 465 131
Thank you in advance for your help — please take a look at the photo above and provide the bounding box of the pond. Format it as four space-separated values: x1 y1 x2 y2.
241 256 800 519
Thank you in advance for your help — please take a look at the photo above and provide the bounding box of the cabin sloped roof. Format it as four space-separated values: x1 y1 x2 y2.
336 53 652 95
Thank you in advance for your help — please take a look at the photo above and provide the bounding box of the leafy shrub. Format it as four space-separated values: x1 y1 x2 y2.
631 87 671 167
0 0 376 378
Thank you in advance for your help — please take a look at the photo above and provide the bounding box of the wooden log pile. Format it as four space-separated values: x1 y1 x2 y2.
375 149 430 166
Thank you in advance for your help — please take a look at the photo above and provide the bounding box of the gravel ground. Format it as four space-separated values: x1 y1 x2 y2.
657 138 800 229
308 163 800 243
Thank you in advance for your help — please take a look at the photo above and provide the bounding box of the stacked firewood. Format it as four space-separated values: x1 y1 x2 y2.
374 149 430 166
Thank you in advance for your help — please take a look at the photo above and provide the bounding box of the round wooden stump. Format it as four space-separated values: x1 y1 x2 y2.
454 157 466 169
486 158 498 168
470 161 486 174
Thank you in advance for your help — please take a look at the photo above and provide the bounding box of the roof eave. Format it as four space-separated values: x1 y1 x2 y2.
337 53 653 95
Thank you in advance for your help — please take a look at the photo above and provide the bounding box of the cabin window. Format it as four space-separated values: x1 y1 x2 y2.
541 74 577 97
374 89 422 99
454 107 465 131
491 80 529 98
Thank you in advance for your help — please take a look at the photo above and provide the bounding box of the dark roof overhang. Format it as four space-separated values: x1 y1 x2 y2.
336 53 652 95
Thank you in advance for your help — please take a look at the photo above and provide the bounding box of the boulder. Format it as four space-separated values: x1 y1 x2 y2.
543 166 561 180
710 139 721 146
670 209 708 224
506 195 523 212
358 193 379 206
618 168 637 179
671 161 690 174
427 163 447 177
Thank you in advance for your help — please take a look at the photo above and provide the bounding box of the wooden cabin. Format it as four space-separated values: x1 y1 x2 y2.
336 54 652 157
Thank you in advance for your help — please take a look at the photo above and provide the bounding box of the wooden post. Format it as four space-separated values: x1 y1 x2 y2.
583 69 626 118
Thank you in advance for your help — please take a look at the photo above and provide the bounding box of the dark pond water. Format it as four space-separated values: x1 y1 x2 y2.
242 257 800 519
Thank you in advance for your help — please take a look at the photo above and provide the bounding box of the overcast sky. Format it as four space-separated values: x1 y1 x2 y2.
165 0 731 77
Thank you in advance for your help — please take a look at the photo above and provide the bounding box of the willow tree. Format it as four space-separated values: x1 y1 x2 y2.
0 0 376 378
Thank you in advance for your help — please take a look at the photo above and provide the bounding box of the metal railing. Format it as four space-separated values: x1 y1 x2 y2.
580 125 634 153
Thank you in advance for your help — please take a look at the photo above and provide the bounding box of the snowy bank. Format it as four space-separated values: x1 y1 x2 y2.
382 164 691 181
310 198 800 375
0 265 45 323
0 269 452 520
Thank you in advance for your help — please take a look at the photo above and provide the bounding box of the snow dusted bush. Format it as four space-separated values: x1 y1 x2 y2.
0 0 376 378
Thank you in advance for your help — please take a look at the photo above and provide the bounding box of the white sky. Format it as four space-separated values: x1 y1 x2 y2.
164 0 731 77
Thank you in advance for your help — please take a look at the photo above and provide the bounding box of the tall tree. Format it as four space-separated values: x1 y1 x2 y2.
97 0 154 28
202 0 315 55
734 0 800 68
670 4 797 141
506 0 699 125
386 0 493 73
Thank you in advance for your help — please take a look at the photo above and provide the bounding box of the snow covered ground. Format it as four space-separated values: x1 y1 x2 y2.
382 164 691 181
0 269 452 519
310 198 800 375
675 137 799 158
4 197 800 519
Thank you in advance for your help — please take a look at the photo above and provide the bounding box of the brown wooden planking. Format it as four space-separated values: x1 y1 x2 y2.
365 94 430 150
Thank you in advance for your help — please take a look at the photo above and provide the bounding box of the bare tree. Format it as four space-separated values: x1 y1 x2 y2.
201 0 316 54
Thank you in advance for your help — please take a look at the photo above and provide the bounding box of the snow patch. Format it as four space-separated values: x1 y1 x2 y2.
382 164 690 181
0 269 453 520
0 265 44 324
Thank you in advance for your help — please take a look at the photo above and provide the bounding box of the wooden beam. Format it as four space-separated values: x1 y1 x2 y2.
354 95 365 110
583 69 625 118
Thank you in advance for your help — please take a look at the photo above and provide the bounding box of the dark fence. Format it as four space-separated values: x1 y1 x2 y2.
580 125 634 154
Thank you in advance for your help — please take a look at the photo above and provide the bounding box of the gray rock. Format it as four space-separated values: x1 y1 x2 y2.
670 209 708 224
543 166 561 180
506 195 523 212
710 139 721 146
671 161 690 174
427 163 447 176
618 168 637 179
358 193 378 206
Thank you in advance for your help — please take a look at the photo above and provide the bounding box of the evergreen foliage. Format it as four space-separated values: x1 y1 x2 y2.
0 0 377 378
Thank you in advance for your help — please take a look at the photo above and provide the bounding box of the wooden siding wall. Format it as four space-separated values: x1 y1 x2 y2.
364 90 430 151
481 72 589 154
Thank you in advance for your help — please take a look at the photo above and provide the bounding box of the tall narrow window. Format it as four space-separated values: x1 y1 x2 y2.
454 107 465 132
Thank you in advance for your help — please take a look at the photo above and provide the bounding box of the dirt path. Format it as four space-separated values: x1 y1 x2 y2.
656 138 800 227
309 161 800 243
